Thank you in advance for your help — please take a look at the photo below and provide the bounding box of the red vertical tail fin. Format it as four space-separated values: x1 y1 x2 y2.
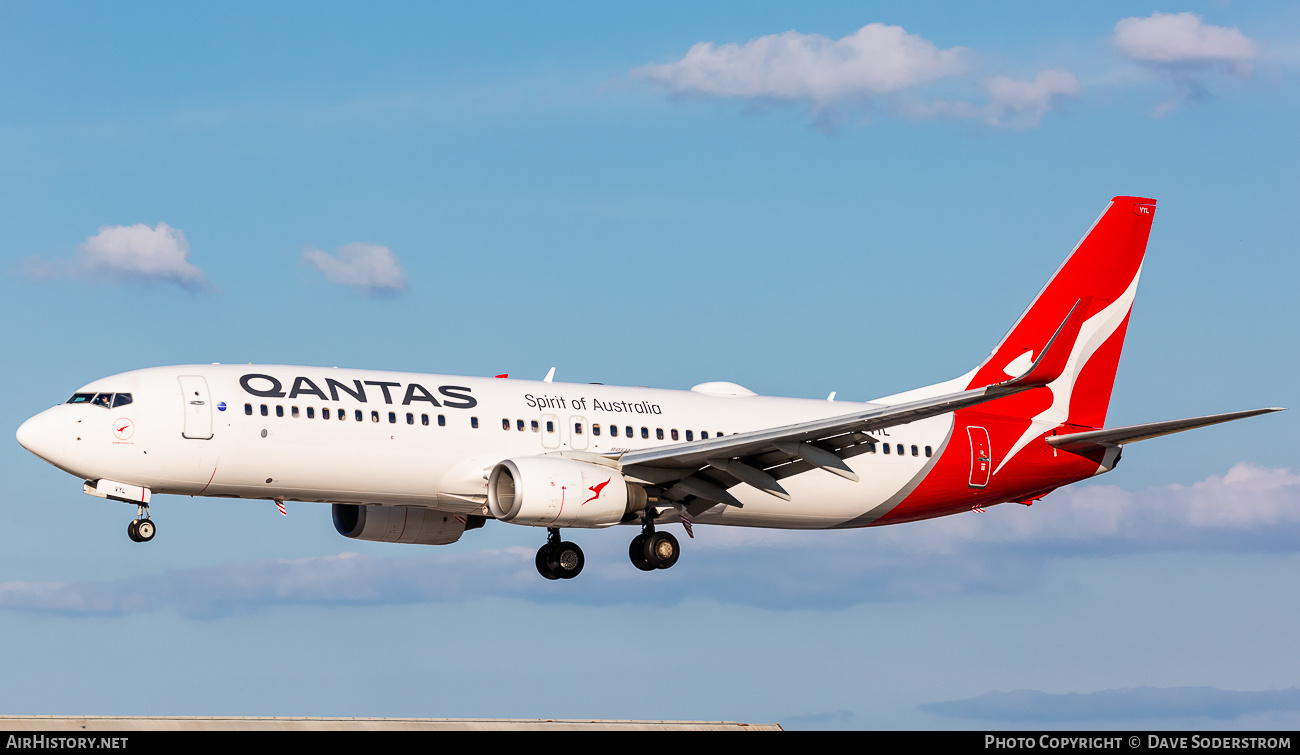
967 196 1156 429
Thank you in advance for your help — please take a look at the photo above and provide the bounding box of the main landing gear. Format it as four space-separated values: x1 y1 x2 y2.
127 504 155 543
629 519 679 572
536 528 585 580
532 518 683 580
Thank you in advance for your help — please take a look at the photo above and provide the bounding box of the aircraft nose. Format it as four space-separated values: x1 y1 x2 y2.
16 410 65 466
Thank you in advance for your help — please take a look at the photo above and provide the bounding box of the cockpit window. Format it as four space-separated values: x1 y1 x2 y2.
67 392 133 408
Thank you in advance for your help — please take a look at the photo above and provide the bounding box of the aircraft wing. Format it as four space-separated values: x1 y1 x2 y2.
1045 408 1285 454
616 381 1038 509
616 299 1092 509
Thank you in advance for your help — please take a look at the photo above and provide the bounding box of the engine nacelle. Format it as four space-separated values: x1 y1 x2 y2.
332 503 470 545
487 457 645 528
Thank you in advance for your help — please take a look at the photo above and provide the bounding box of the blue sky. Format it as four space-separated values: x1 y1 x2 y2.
2 1 1298 729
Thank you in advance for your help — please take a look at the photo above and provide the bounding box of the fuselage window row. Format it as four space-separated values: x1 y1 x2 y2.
240 403 735 446
245 403 443 428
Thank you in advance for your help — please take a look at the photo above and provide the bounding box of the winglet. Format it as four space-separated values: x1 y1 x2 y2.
543 367 555 383
1000 297 1091 389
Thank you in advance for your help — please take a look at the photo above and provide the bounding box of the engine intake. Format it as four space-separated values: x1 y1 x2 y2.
487 457 646 528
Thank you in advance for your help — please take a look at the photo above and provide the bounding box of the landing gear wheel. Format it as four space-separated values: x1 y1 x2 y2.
127 520 141 542
535 544 560 580
644 531 680 569
549 541 585 579
629 534 655 571
135 519 156 542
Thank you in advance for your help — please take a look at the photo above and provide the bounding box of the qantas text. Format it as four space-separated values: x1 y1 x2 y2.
239 374 476 409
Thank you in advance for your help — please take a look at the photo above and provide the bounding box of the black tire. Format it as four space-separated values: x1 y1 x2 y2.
644 531 680 569
551 541 585 579
135 519 156 542
629 535 655 571
536 544 559 580
127 520 141 542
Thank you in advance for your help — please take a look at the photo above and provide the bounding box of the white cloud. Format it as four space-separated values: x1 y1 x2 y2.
1112 12 1259 117
634 23 968 105
303 242 408 296
634 24 1083 131
25 222 212 291
1113 12 1258 74
983 69 1081 128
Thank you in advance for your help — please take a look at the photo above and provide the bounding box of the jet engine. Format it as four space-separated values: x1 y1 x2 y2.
332 503 472 545
487 456 647 528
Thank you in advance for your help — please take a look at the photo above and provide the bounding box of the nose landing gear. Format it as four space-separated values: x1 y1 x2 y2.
535 528 584 580
127 505 155 543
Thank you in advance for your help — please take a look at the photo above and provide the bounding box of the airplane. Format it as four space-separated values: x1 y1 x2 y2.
15 196 1283 580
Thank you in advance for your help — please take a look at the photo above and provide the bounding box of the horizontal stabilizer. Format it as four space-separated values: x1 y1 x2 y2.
1046 408 1285 453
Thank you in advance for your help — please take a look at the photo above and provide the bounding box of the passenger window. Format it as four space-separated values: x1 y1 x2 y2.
896 444 904 456
671 429 679 441
388 412 396 424
371 411 379 423
625 426 633 437
307 407 315 419
593 424 601 436
531 419 539 432
355 410 363 422
685 430 693 441
867 442 876 453
883 444 891 454
407 413 414 425
502 418 510 431
323 408 331 420
641 427 649 439
245 403 253 416
610 425 619 437
67 393 96 404
422 414 429 426
113 394 133 408
546 420 555 433
911 445 919 457
575 423 584 435
701 431 708 439
471 417 479 429
261 405 268 417
517 419 525 431
276 406 284 418
438 415 446 427
925 446 932 457
656 429 663 440
291 406 299 418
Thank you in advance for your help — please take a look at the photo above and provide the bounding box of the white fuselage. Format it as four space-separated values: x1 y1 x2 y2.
20 364 955 530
